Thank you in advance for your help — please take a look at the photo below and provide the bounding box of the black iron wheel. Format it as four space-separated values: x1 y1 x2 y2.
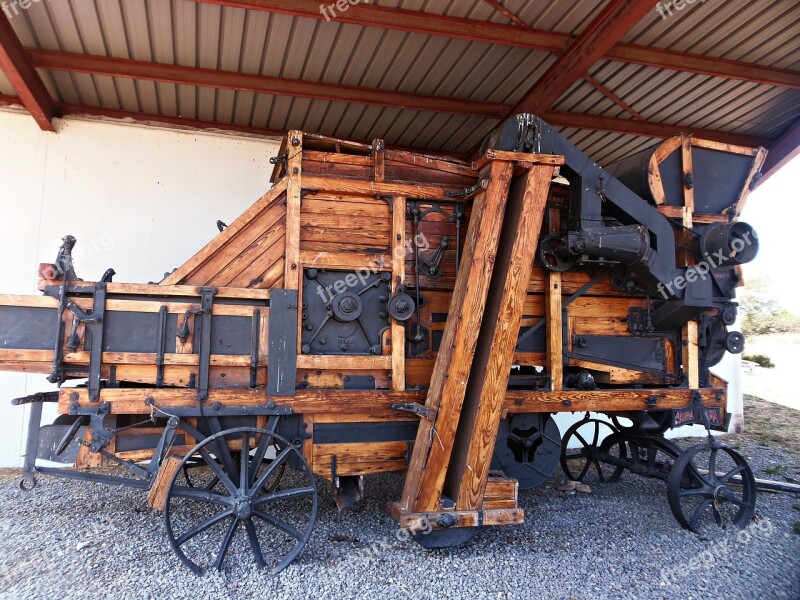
667 443 756 533
164 427 317 574
491 413 561 490
560 419 626 483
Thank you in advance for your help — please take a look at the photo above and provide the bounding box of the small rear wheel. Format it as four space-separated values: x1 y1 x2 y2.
667 443 756 533
560 418 625 483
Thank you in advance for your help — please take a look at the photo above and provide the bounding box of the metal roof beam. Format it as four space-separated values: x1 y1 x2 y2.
28 49 507 119
0 14 55 131
507 0 657 118
758 116 800 186
193 0 800 89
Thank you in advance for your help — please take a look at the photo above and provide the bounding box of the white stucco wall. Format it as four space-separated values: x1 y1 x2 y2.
0 109 280 467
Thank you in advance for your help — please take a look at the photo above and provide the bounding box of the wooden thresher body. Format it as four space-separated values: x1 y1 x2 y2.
2 115 765 571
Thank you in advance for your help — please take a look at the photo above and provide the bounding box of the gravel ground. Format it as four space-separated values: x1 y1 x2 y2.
0 438 798 600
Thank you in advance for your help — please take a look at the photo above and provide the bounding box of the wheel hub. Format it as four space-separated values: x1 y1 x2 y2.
234 498 253 519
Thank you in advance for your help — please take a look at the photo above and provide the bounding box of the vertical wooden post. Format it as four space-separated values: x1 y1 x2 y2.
284 131 303 291
401 160 514 512
681 134 699 389
546 207 563 392
391 195 406 391
372 139 385 183
454 165 555 510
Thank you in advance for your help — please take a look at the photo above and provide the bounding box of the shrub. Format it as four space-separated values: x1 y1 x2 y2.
743 354 775 368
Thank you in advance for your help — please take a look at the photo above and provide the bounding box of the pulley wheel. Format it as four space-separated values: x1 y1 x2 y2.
491 413 561 490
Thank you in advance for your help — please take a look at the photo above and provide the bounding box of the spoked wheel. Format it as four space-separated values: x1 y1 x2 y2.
182 454 286 493
165 427 317 574
560 418 625 483
667 443 757 533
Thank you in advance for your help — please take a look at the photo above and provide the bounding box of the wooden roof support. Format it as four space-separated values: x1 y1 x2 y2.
758 116 800 187
194 0 800 89
0 14 55 131
507 0 657 118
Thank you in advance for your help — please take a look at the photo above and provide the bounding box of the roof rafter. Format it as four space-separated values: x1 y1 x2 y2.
507 0 658 118
0 13 55 131
192 0 800 89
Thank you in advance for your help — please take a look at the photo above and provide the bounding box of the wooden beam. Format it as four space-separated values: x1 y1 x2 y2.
28 48 507 119
192 0 800 89
759 115 800 186
0 14 55 131
508 0 657 117
401 159 514 513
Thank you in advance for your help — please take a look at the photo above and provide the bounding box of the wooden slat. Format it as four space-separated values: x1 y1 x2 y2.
392 195 407 391
312 441 407 477
302 175 461 200
284 131 303 290
505 387 725 413
455 165 554 510
546 208 563 392
401 159 514 512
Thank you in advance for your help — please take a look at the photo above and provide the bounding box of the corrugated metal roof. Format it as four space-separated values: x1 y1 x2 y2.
6 0 800 164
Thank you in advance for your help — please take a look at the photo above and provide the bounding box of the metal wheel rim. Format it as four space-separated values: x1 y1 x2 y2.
164 427 317 574
560 418 625 483
667 443 756 533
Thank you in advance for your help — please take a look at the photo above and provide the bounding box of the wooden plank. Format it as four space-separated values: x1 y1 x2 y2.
401 159 514 512
296 354 391 370
392 195 407 391
162 180 287 285
384 148 476 178
147 455 183 511
691 138 760 156
472 151 564 171
303 150 373 166
504 387 725 413
455 165 554 510
312 441 407 477
388 502 524 530
735 147 768 216
681 134 695 213
299 251 390 270
546 208 563 392
372 139 385 182
302 175 460 200
483 476 519 510
284 131 303 290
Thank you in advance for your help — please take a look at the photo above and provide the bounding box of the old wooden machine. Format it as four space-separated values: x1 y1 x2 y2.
3 115 764 573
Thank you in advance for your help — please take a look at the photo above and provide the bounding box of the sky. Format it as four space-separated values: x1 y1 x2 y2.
740 153 800 314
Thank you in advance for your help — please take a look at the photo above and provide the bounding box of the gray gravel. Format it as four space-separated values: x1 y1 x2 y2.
0 438 798 600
